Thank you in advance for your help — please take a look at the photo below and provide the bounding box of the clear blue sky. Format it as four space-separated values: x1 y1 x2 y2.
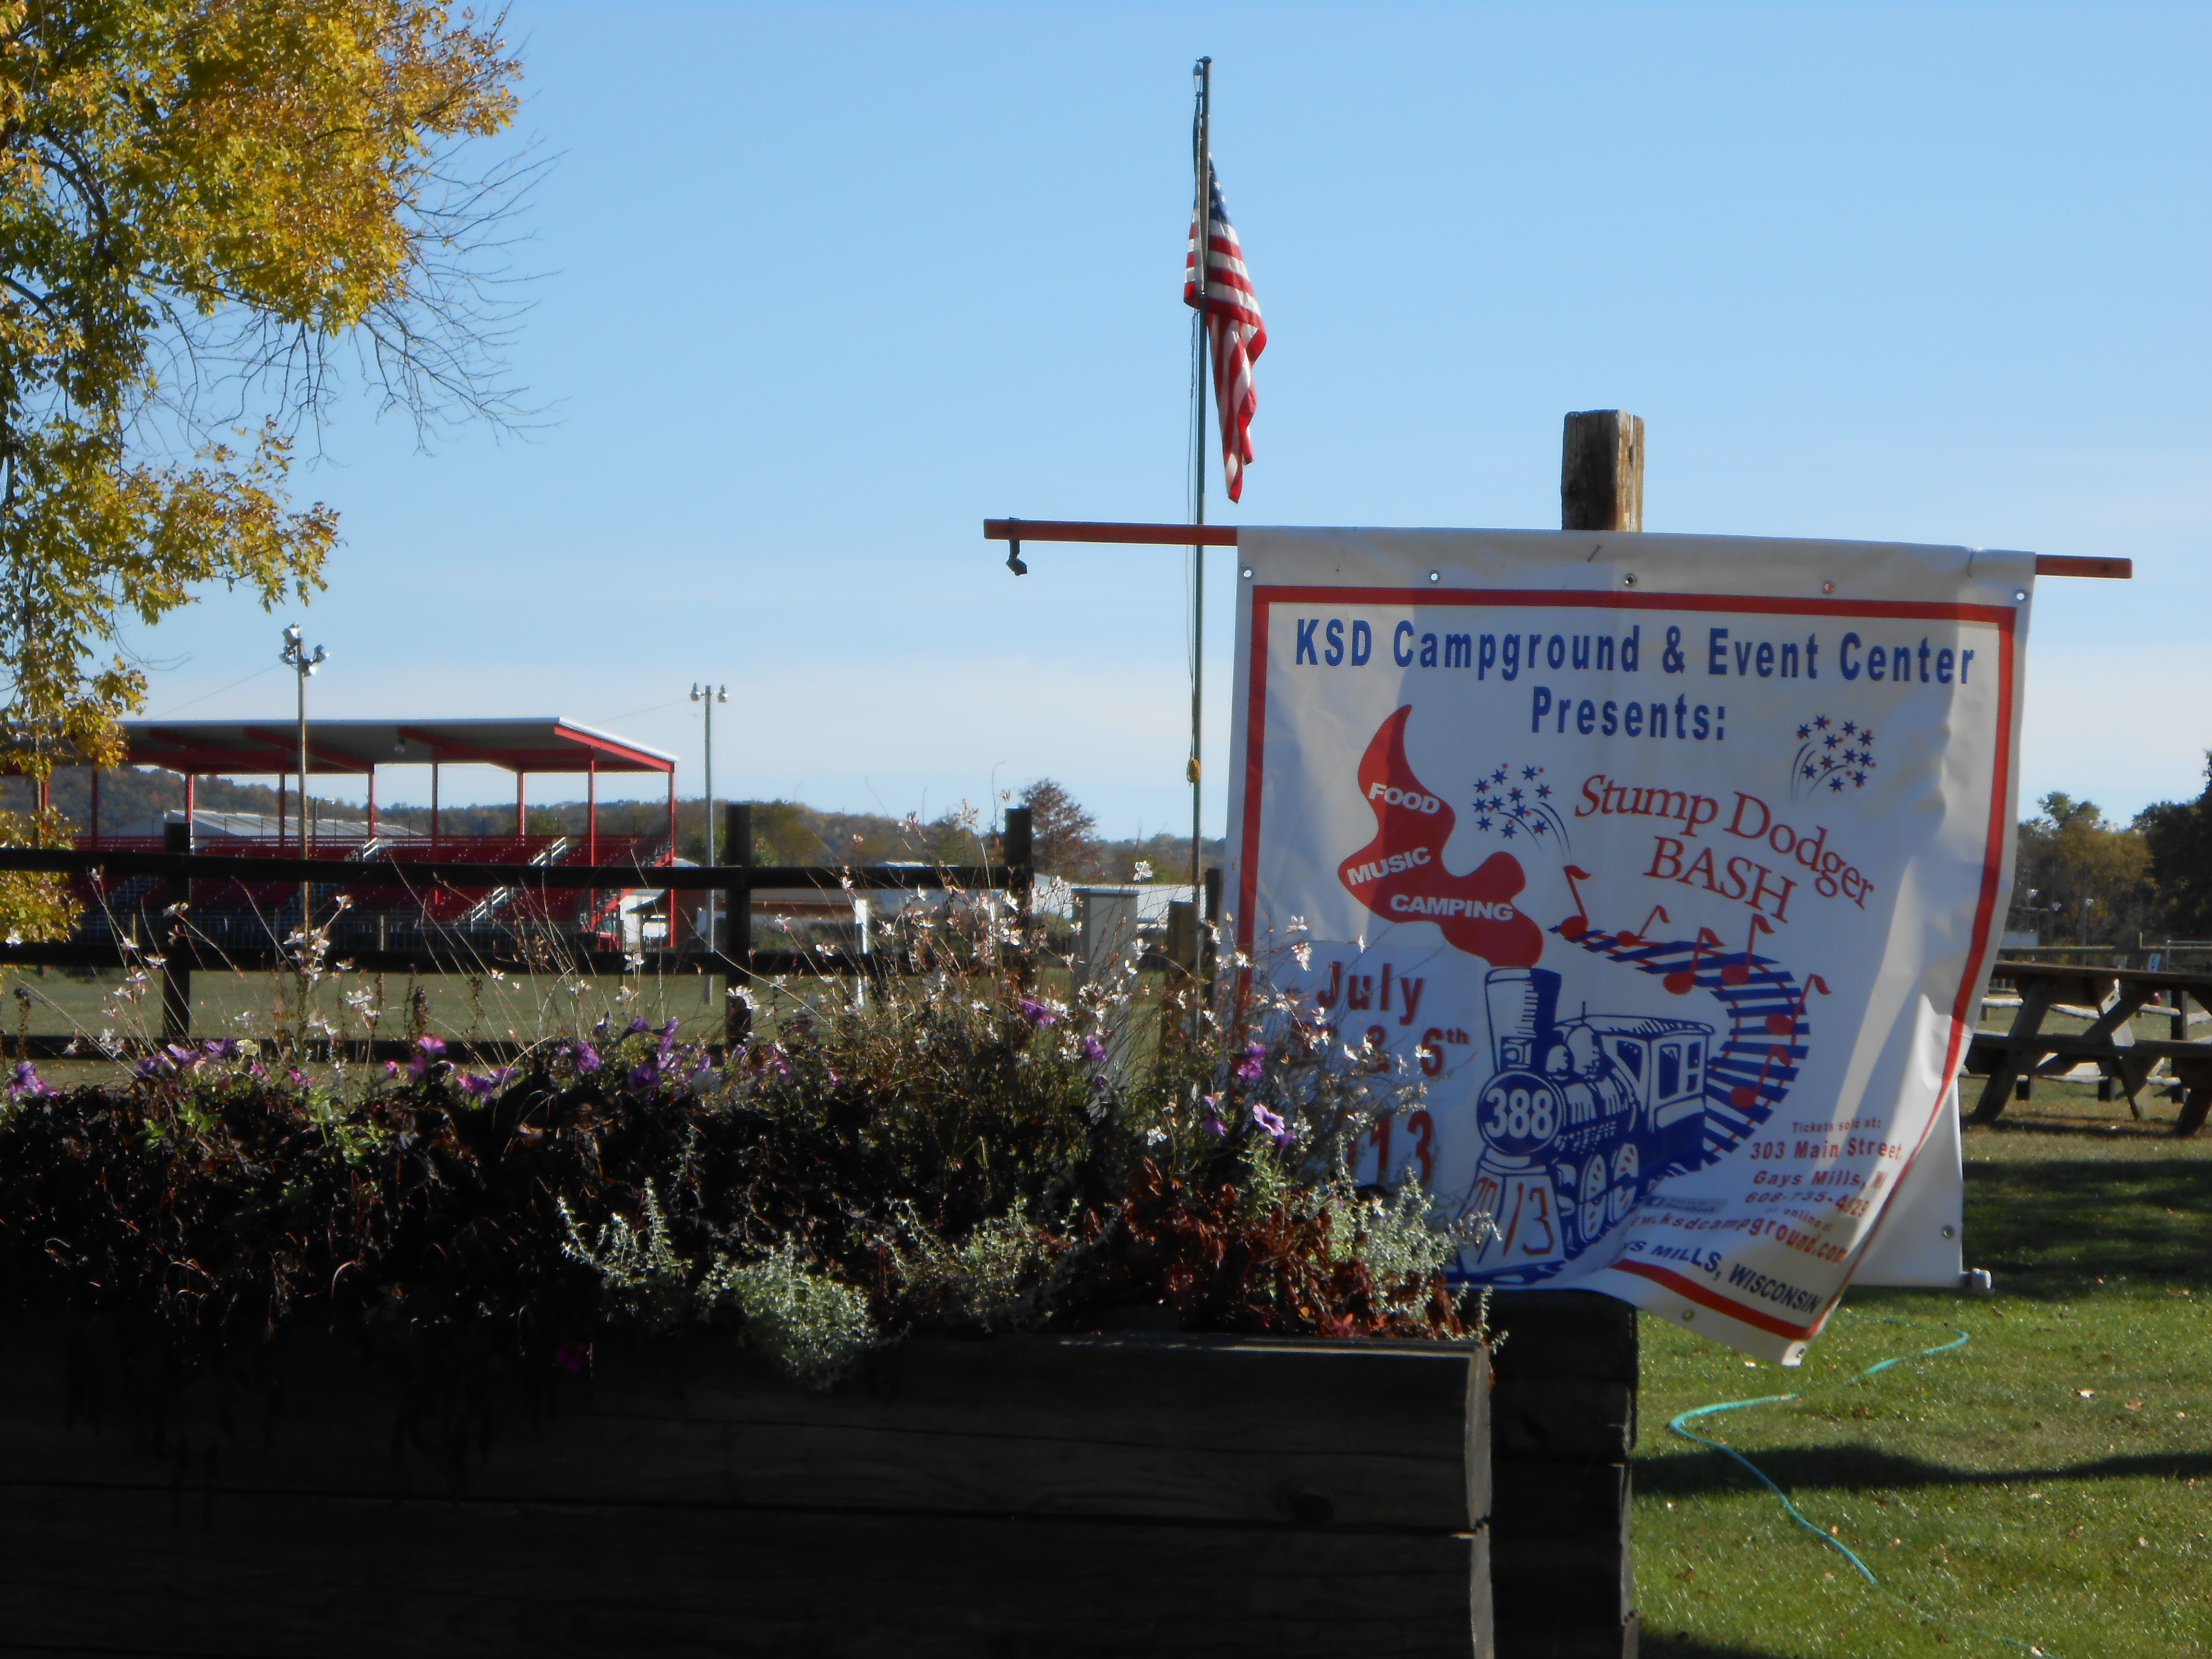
129 2 2211 834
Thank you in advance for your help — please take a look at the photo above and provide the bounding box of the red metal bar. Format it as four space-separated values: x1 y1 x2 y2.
985 518 1236 547
516 771 526 837
981 519 2132 577
366 768 375 838
2030 554 2131 579
588 757 598 866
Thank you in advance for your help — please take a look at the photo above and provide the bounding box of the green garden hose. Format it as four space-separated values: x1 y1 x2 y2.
1665 1323 2054 1656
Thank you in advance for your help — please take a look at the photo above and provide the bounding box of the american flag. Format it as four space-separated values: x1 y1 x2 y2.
1184 164 1266 501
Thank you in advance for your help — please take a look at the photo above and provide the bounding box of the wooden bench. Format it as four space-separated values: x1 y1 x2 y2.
1964 960 2212 1137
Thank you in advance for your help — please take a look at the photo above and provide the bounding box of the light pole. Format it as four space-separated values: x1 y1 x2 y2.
281 626 326 937
690 682 728 951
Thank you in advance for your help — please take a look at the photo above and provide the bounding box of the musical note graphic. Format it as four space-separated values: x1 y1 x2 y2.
1616 905 1669 948
1560 866 1594 939
1721 913 1777 986
1664 928 1724 995
1765 973 1833 1037
1731 1044 1792 1111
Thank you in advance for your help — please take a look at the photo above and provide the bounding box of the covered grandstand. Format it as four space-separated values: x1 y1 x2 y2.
76 719 679 955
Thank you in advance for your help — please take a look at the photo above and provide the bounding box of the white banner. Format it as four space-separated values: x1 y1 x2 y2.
1226 529 2028 1363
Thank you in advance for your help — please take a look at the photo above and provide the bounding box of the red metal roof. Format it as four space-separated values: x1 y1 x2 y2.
120 718 676 776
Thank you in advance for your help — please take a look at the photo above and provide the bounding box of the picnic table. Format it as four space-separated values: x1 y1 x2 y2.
1965 961 2212 1137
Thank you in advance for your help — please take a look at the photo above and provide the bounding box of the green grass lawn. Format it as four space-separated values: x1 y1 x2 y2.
1635 1081 2212 1658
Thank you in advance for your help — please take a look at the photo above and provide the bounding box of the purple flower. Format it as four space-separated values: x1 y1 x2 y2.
626 1015 649 1034
1200 1093 1225 1137
571 1040 601 1074
202 1037 239 1060
285 1067 310 1088
1080 1034 1107 1066
382 1060 399 1080
133 1054 168 1080
826 1067 842 1088
627 1058 661 1092
753 1041 791 1081
8 1060 54 1099
1016 996 1058 1028
1233 1040 1267 1082
165 1043 198 1067
457 1067 514 1098
409 1036 447 1080
1250 1104 1295 1147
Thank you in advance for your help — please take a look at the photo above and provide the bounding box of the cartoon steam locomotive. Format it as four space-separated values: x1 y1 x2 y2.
1463 967 1712 1259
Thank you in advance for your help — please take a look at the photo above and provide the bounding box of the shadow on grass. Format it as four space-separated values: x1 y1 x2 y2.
1962 1157 2212 1296
1638 1640 1802 1659
1637 1443 2212 1499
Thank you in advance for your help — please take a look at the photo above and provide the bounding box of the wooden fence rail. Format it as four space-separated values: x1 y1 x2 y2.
0 805 1035 1054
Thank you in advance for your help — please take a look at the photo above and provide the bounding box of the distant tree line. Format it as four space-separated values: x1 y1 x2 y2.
2009 755 2212 946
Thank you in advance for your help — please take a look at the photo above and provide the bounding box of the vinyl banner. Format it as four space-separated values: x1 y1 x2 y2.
1226 529 2030 1363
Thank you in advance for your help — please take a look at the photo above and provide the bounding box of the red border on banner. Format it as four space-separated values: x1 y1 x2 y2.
1233 585 2020 1341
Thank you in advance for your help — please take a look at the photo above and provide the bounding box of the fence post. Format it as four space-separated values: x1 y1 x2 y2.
723 802 752 1050
1001 807 1033 986
1202 866 1222 994
161 817 191 1043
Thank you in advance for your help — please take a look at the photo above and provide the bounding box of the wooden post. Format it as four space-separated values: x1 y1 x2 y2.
1003 806 1034 987
1202 866 1222 994
723 802 752 1050
1561 410 1644 533
1483 411 1650 1659
161 817 191 1043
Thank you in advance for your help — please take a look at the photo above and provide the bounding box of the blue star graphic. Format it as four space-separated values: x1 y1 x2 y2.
1531 819 1548 835
1824 733 1841 749
1522 765 1540 780
1492 767 1509 784
1508 787 1525 804
1851 770 1868 787
1500 822 1518 838
1829 775 1846 792
1537 783 1552 799
1803 763 1818 779
1861 728 1876 745
1842 721 1858 737
1814 715 1831 730
1796 724 1812 740
1475 814 1491 830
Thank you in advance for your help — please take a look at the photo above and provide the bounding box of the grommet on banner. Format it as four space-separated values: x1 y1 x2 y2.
1823 581 1835 594
1622 573 1638 589
1428 570 1441 583
1240 566 1253 579
2013 589 2028 602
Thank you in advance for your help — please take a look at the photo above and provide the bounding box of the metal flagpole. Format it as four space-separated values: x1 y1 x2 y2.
1189 56 1211 979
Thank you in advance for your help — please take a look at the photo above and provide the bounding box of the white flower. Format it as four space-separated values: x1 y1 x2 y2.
1286 915 1308 934
1132 860 1154 882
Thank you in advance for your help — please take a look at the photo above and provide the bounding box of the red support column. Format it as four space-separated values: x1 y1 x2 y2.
367 767 376 837
588 758 598 866
182 774 192 841
277 773 287 849
431 763 439 855
516 771 526 839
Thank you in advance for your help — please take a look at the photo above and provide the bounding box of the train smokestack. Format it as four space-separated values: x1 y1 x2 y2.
1485 968 1560 1072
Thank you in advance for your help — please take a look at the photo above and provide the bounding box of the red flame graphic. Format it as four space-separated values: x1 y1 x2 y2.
1337 706 1544 967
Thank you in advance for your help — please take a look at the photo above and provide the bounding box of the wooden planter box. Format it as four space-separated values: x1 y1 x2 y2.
0 1327 1492 1658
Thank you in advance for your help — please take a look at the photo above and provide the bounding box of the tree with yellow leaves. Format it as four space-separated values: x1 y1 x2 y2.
0 1 528 933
